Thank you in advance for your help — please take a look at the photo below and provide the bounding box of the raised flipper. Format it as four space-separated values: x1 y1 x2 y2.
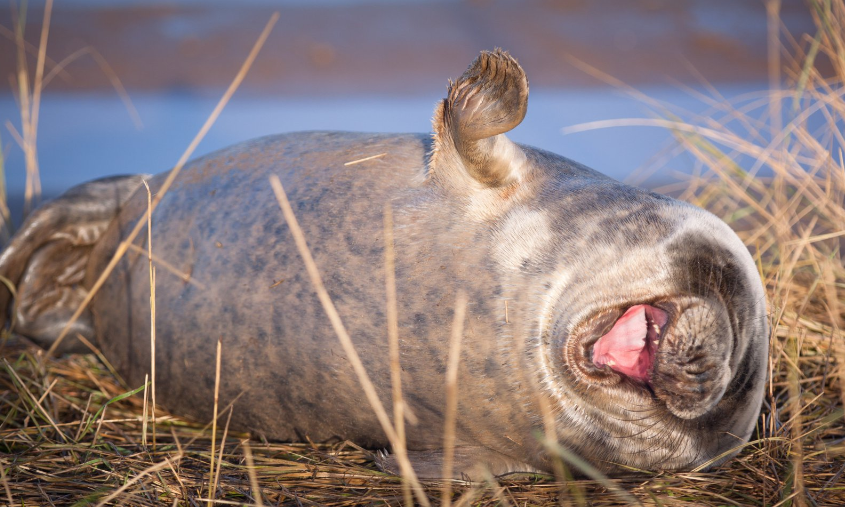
375 446 540 481
0 175 147 353
431 48 529 188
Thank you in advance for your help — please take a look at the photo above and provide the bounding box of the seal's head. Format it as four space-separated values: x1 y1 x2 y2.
430 49 769 474
542 208 769 471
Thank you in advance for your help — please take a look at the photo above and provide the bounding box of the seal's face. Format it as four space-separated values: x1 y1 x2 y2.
536 199 768 471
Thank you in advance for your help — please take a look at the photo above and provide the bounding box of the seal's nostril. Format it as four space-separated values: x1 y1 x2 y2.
651 297 733 419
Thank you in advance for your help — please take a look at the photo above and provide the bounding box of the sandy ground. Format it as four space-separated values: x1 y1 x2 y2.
0 0 822 95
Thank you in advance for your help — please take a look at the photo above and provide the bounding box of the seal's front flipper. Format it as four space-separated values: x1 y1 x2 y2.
375 446 537 480
432 49 529 188
0 175 148 353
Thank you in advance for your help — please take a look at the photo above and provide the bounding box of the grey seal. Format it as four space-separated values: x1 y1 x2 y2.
0 50 769 479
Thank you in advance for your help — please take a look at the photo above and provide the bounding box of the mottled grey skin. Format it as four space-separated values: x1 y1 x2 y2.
0 50 769 479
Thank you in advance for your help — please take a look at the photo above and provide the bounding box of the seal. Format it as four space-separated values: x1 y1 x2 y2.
0 49 769 479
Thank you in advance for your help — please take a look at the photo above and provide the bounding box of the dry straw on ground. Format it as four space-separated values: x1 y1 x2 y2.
2 0 845 505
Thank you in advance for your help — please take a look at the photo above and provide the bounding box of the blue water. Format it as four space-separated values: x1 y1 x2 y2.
0 84 764 212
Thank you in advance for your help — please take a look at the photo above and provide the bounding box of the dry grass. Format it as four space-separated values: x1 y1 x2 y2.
0 0 139 243
2 0 845 506
1 332 841 506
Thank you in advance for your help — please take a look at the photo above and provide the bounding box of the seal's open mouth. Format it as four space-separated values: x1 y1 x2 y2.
592 305 669 382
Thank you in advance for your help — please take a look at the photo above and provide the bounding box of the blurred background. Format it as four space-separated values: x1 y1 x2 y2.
0 0 821 226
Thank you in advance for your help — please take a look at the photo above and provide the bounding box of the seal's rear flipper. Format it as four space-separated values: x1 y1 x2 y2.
375 446 538 480
0 175 147 353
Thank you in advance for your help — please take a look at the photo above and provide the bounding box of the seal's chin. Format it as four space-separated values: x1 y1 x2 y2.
592 305 668 383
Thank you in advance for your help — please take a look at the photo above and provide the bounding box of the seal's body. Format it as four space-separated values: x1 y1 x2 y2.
0 51 769 478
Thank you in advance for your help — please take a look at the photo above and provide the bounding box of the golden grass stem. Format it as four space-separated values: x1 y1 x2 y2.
0 457 13 506
40 46 142 128
535 380 637 505
33 376 57 408
74 332 127 389
45 12 279 358
344 152 388 166
242 439 264 507
564 118 815 173
91 405 107 447
141 373 149 447
543 438 642 506
208 335 222 507
787 330 807 507
452 487 482 507
818 256 845 409
766 0 783 138
3 120 24 149
0 24 70 83
165 447 188 500
441 291 467 507
536 391 574 507
124 242 205 288
480 470 513 507
212 407 234 499
30 0 52 147
12 0 37 218
269 175 431 507
383 204 412 507
3 358 65 442
0 138 10 246
144 180 157 449
93 455 182 507
74 392 94 441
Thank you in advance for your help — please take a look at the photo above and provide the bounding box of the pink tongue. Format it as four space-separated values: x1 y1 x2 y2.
593 305 665 382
